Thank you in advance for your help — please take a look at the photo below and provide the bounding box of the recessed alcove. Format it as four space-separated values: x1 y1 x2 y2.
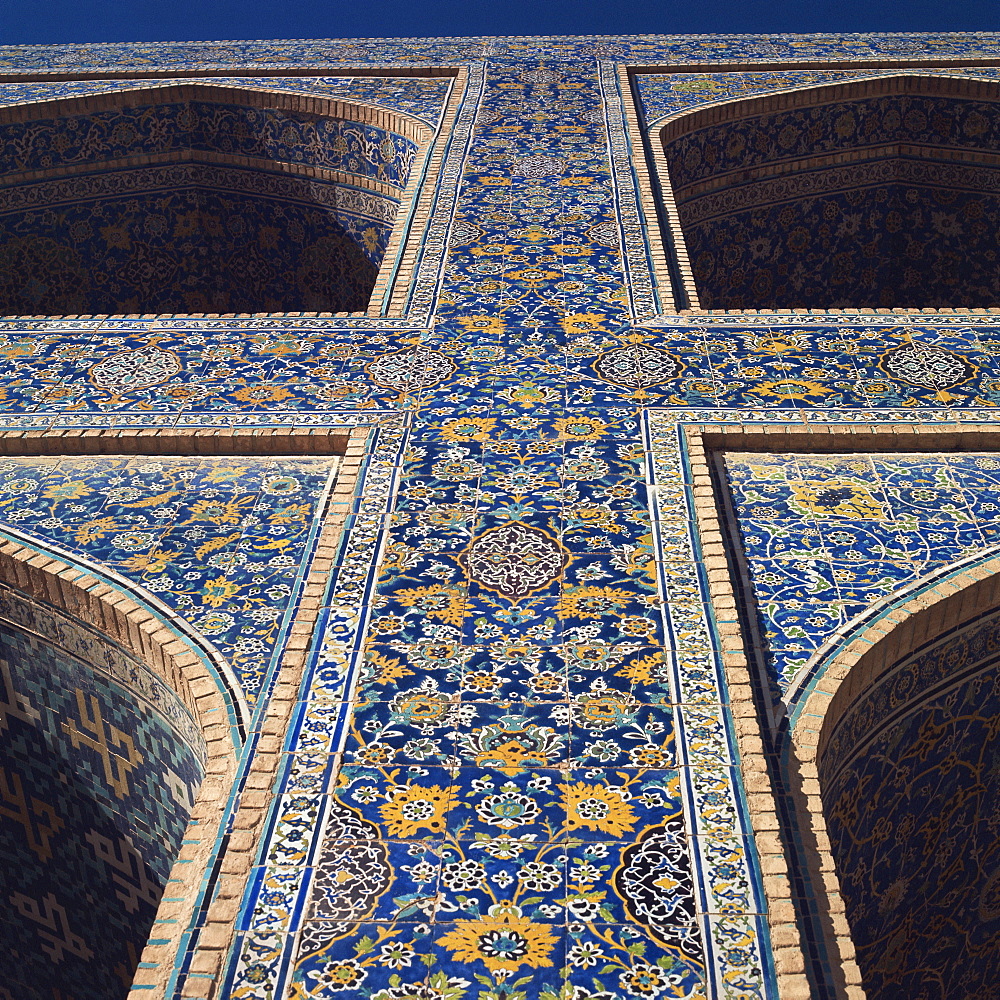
0 85 429 316
659 76 1000 310
818 607 1000 998
0 584 208 1000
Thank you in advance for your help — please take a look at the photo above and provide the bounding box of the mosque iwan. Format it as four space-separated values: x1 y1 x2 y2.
0 28 999 1000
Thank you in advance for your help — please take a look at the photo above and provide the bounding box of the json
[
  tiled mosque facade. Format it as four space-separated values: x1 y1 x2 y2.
2 29 1000 1000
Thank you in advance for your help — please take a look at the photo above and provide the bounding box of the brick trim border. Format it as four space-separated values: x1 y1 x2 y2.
0 425 369 1000
177 427 370 1000
616 66 684 312
682 425 816 998
370 67 468 318
655 71 1000 141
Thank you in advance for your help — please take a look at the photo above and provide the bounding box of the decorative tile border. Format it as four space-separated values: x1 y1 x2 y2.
177 416 407 999
1 34 1000 76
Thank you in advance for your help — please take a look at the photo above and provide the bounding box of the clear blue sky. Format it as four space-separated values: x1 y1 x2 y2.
1 0 997 46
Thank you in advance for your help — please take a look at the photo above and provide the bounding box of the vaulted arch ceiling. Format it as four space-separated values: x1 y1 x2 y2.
0 84 430 316
660 74 1000 310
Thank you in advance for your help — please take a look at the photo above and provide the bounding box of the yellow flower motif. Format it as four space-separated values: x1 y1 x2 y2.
561 781 638 837
187 497 256 526
751 379 834 401
560 312 608 336
380 541 422 576
440 416 497 442
743 331 809 355
598 285 629 305
74 516 119 544
500 382 560 406
564 504 618 532
391 690 454 727
471 737 549 775
618 616 657 639
553 416 608 441
100 224 131 249
363 650 413 686
573 689 638 729
555 586 635 620
437 903 558 972
230 384 296 402
379 784 450 838
616 651 667 686
247 334 306 356
424 506 473 528
202 463 251 483
267 503 312 525
788 481 888 521
392 585 469 626
504 268 561 285
549 243 593 256
199 577 242 608
630 745 672 768
42 480 91 500
457 315 505 336
118 548 181 575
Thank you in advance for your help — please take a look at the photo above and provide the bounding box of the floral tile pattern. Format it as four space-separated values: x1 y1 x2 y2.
3 28 1000 1000
724 452 1000 695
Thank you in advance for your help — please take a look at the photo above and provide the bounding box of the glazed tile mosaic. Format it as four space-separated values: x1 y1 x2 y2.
1 28 1000 1000
0 602 204 1000
724 451 1000 697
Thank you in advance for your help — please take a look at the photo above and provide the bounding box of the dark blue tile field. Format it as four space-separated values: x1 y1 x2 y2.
819 609 1000 999
0 29 1000 1000
0 591 204 1000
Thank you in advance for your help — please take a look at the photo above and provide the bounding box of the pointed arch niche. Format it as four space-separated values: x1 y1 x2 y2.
641 73 1000 312
682 422 1000 999
0 426 368 1000
0 80 453 317
0 535 240 1000
788 555 1000 1000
